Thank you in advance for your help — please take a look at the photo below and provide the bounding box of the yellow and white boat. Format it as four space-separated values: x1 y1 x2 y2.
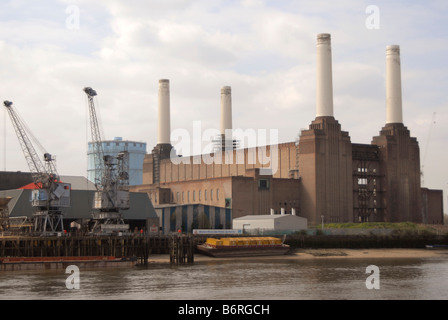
196 237 290 257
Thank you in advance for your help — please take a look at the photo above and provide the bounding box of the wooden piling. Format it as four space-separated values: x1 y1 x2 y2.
0 234 191 264
169 235 195 265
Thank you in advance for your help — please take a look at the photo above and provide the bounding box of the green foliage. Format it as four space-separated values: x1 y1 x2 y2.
314 222 447 237
322 222 425 230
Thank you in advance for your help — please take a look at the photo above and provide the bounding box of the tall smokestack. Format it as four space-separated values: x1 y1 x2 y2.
157 79 171 145
220 86 232 135
386 45 403 124
316 33 334 118
215 85 237 152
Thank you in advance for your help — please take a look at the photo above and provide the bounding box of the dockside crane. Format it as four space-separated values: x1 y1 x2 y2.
3 100 70 234
83 87 130 233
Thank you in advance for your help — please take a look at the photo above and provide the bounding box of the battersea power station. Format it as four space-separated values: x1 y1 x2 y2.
131 33 444 231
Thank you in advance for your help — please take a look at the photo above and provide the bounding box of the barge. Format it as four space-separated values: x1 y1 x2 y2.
0 256 137 271
196 237 290 257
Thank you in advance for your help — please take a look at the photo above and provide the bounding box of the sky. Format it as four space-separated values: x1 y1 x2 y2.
0 0 447 210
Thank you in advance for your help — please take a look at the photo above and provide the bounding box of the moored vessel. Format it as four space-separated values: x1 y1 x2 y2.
0 256 137 271
196 237 290 257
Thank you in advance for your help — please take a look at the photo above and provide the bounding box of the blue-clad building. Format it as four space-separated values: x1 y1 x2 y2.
88 137 147 186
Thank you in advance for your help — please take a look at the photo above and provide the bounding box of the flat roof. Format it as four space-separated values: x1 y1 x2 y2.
234 214 306 220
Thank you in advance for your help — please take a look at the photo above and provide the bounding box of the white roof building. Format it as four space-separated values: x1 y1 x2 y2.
233 213 307 232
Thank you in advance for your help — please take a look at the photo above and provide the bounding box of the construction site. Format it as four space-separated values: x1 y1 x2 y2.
0 33 445 266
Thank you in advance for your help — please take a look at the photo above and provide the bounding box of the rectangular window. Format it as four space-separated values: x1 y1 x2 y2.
258 179 270 190
358 178 367 185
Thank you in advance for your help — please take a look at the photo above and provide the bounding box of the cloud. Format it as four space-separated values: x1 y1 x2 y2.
0 0 447 200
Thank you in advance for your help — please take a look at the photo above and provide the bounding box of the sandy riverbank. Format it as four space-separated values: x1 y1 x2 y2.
145 248 448 264
292 248 448 259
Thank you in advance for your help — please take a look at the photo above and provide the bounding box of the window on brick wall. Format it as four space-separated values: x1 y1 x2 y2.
258 179 270 190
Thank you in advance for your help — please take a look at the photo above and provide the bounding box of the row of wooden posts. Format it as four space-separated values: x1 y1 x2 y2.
0 234 198 265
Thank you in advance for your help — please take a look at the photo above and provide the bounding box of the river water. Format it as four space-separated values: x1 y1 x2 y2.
1 254 448 300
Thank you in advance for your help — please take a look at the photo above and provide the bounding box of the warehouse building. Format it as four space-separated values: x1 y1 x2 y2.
0 174 158 232
155 203 231 235
233 213 308 234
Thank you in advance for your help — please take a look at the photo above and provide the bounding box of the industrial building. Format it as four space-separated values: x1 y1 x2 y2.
233 213 308 234
0 173 158 232
87 137 147 186
131 33 444 230
155 204 232 235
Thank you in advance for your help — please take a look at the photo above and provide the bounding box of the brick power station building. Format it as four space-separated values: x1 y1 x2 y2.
131 34 444 230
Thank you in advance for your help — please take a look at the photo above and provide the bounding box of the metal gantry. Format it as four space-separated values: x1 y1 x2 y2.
3 100 70 234
83 88 130 234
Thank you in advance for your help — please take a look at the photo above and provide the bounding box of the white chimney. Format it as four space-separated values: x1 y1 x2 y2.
157 79 171 144
386 45 403 124
220 86 232 136
316 33 334 118
270 208 275 215
281 208 285 215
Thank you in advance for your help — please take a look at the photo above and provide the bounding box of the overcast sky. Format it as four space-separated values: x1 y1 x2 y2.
1 0 447 209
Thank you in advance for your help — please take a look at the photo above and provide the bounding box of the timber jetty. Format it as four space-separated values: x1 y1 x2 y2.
2 231 447 270
0 234 198 269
